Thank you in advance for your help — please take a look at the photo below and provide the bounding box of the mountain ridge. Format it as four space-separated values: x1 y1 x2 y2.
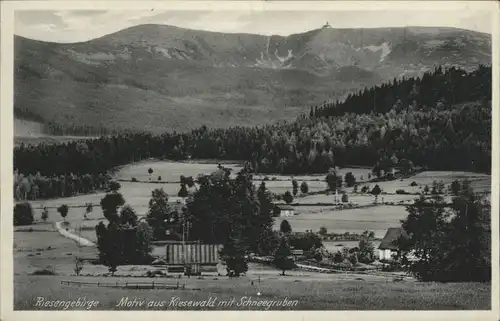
14 24 491 134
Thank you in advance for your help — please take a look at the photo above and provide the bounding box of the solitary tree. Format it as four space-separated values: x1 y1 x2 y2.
300 181 309 194
371 185 382 203
341 193 349 203
74 257 84 276
292 179 299 196
148 168 154 175
318 226 328 236
280 219 292 234
358 230 375 263
344 172 356 187
57 204 69 222
41 206 49 222
283 191 294 204
84 202 93 220
178 183 189 198
326 168 341 192
273 238 296 275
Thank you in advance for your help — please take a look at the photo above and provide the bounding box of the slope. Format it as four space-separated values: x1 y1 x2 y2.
14 25 491 134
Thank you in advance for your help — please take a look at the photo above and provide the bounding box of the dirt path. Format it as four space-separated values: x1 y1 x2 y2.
55 221 95 247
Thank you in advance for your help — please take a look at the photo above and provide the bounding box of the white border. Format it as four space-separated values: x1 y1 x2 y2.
1 1 499 321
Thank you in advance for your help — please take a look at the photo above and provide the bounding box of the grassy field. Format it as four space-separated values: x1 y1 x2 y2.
274 206 410 238
14 227 98 276
14 274 490 310
113 160 242 182
364 171 491 194
23 161 492 242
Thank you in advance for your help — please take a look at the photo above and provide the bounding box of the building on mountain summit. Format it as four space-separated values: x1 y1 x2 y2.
322 22 331 29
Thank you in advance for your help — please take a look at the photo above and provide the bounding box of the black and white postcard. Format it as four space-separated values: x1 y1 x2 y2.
1 1 499 320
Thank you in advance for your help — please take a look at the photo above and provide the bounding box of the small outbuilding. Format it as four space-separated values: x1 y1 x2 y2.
276 204 295 217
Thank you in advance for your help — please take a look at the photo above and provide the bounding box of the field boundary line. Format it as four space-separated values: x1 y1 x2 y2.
61 279 186 290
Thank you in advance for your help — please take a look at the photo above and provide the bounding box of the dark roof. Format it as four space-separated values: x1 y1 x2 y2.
277 204 294 210
378 227 406 250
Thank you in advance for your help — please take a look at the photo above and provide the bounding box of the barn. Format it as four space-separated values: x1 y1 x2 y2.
154 241 223 275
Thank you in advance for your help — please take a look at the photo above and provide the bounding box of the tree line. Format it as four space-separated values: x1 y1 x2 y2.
14 170 111 201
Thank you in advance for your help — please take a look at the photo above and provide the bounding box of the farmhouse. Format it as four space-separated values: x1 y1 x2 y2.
277 204 295 217
378 227 406 260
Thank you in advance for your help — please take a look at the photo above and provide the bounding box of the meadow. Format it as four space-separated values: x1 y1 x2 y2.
23 160 492 242
274 205 409 238
14 274 490 310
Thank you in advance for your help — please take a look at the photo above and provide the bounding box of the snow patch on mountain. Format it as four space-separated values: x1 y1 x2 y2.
275 49 294 63
65 49 115 66
154 47 172 59
364 42 391 62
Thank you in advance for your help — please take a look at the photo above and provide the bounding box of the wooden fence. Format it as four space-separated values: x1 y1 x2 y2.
61 280 186 290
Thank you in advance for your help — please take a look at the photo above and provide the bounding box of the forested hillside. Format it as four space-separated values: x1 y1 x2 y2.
14 65 491 200
310 65 491 117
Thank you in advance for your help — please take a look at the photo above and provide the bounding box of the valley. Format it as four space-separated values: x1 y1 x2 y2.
11 20 493 312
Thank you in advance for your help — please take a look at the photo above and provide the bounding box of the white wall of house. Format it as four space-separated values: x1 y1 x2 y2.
280 210 294 217
378 249 417 261
378 249 395 260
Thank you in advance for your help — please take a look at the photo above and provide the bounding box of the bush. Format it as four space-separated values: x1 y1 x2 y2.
108 181 121 192
410 181 418 186
14 203 34 226
348 253 359 265
32 268 56 275
158 176 162 181
333 251 343 263
263 176 270 181
396 189 409 195
289 232 323 252
131 177 138 182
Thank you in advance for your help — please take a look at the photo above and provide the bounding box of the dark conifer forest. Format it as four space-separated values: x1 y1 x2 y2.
14 65 491 200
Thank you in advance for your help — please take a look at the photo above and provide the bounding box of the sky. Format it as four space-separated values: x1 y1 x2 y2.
14 8 493 43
